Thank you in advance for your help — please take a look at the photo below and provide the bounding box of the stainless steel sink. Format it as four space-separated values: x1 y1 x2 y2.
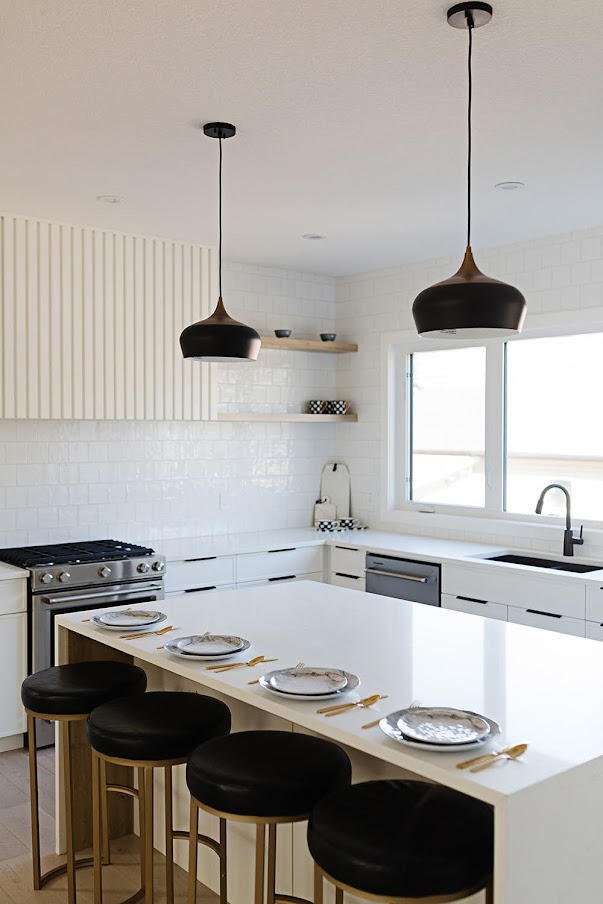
484 553 603 574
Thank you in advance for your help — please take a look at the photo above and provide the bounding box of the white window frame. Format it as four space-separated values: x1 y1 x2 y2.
381 308 603 546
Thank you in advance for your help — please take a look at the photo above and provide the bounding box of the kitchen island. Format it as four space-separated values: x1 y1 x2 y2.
56 581 603 904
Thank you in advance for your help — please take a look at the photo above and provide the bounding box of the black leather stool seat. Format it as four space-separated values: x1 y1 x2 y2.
87 691 231 761
186 730 352 818
21 661 147 716
308 780 494 899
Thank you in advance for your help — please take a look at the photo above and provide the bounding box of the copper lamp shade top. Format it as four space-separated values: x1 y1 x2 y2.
412 247 527 338
180 297 261 362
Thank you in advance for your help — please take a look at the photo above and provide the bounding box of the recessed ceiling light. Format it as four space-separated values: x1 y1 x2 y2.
302 233 326 240
494 181 525 191
96 194 125 204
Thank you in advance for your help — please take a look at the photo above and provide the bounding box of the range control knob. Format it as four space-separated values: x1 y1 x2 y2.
40 572 53 584
58 572 71 583
152 561 165 572
137 562 150 574
98 566 112 578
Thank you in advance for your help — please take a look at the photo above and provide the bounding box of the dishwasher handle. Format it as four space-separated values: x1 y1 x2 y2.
365 567 428 584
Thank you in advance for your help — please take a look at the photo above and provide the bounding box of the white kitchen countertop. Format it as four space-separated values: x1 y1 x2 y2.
0 562 28 582
57 581 603 807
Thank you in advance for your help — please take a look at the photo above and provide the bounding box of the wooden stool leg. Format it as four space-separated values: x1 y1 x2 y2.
335 887 343 904
313 864 324 904
99 756 110 865
188 799 199 904
138 766 146 893
219 817 227 904
267 823 277 904
254 823 266 904
143 767 154 904
27 713 42 890
485 882 494 904
165 766 174 904
61 719 77 904
91 750 103 904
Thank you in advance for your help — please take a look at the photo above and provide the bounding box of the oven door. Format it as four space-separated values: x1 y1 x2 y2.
30 580 164 747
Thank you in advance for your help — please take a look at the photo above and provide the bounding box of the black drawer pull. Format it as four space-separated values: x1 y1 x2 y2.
457 596 488 605
268 548 296 554
185 585 216 593
335 545 359 552
268 575 296 582
184 556 217 563
336 572 360 580
526 609 562 619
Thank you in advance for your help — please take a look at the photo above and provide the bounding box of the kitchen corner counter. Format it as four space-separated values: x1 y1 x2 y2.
0 562 28 581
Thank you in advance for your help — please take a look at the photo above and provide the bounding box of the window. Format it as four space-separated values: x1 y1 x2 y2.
395 328 603 525
410 347 486 507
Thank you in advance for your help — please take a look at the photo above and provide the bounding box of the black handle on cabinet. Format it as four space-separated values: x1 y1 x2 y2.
335 545 359 552
184 556 217 563
185 585 217 593
457 596 488 605
268 575 296 582
335 572 360 580
526 609 562 619
268 548 296 554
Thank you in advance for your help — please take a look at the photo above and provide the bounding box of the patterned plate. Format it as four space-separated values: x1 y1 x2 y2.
164 634 250 661
259 667 360 701
395 707 491 745
91 610 167 631
380 710 500 753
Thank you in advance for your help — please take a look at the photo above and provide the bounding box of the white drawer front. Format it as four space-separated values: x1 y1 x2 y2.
508 607 585 638
239 573 323 589
165 557 235 593
0 580 27 616
441 593 507 622
586 584 603 623
586 621 603 642
330 573 366 592
167 584 236 597
443 564 585 619
329 544 366 578
237 547 323 583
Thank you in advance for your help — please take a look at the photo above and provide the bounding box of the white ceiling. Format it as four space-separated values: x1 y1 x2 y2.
1 1 602 276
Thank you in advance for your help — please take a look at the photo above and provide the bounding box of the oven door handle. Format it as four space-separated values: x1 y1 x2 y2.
365 568 428 583
41 584 163 604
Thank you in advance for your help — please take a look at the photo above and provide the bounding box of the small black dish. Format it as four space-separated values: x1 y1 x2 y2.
320 333 336 342
274 329 292 338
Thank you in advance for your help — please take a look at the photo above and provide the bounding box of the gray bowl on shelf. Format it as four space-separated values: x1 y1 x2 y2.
274 329 292 338
320 333 336 342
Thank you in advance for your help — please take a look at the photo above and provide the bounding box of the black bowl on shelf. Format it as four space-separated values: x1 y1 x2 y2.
320 333 336 342
274 329 292 338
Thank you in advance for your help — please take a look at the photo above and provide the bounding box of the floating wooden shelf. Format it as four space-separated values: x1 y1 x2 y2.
260 337 358 353
217 413 358 423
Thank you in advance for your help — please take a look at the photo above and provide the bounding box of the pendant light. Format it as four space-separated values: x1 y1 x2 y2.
180 122 261 361
412 3 526 338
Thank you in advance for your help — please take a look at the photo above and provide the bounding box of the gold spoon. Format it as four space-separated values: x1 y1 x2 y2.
121 624 175 640
468 743 528 773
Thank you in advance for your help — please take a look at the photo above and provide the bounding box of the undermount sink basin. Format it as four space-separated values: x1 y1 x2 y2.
485 553 603 574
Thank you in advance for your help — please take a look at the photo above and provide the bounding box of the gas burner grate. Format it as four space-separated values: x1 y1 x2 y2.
0 540 155 568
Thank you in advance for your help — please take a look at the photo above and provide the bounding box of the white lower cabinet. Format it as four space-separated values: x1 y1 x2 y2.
0 611 27 739
441 593 507 621
330 573 366 592
585 621 603 642
165 557 235 594
238 573 323 590
237 547 324 583
507 607 585 638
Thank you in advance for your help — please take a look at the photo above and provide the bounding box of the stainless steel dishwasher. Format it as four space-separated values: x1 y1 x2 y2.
365 553 440 606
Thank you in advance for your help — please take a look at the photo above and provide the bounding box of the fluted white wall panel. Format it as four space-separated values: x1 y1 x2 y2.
0 214 215 419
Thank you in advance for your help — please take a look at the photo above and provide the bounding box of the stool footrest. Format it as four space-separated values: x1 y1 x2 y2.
172 828 220 856
106 782 140 800
40 856 94 887
116 884 145 904
275 896 313 904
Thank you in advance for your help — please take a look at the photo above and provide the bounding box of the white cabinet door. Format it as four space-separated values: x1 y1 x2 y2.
329 544 366 579
238 573 323 590
586 584 603 623
441 593 507 622
0 579 27 616
0 612 27 738
237 547 324 583
165 557 236 593
330 573 366 592
508 607 585 638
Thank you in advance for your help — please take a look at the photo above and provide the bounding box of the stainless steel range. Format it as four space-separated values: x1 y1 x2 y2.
0 539 165 747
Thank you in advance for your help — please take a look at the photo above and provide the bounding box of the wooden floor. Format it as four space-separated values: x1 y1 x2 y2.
0 746 218 903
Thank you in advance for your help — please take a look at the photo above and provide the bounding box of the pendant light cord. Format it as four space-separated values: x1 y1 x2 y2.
466 13 474 248
218 135 223 298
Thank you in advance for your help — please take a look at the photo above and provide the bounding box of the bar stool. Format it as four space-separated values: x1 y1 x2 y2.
308 779 494 903
21 660 147 904
186 730 352 904
87 690 231 904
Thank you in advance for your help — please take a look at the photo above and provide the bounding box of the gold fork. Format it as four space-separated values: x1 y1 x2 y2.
317 694 388 716
206 656 278 673
121 625 176 640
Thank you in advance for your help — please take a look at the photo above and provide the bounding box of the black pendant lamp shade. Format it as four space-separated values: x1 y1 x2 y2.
412 3 526 338
180 122 261 362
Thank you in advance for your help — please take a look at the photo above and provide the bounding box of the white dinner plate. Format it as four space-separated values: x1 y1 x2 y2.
394 707 491 745
259 667 360 701
91 610 167 631
164 634 251 661
379 710 500 753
